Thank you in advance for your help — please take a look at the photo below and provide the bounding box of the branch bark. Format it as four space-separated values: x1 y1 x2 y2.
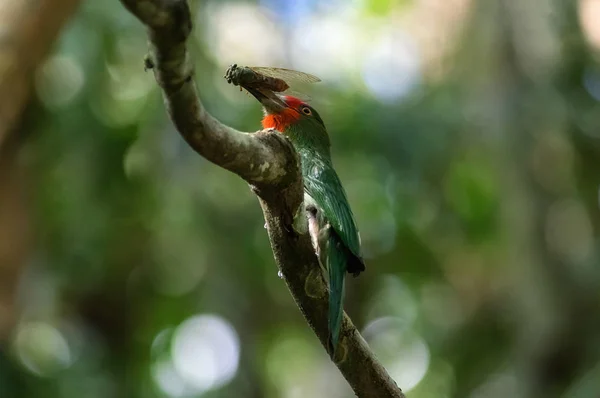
119 1 405 396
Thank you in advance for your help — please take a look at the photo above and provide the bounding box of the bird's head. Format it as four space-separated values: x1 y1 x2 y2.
261 95 325 133
245 87 330 153
244 87 325 133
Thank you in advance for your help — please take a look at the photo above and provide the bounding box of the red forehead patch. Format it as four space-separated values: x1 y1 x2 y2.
284 96 304 109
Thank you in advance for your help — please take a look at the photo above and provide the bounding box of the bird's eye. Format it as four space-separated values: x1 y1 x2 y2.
301 106 312 115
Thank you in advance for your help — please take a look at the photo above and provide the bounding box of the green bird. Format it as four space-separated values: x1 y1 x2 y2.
247 89 366 354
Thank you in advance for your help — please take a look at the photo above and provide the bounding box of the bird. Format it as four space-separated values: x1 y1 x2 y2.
246 89 366 355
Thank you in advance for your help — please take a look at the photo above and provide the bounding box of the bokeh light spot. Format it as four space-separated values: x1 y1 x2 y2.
363 317 430 392
14 322 72 376
170 314 240 394
582 67 600 102
362 31 421 102
265 331 343 398
579 0 600 49
266 333 318 394
204 3 284 67
36 55 85 109
366 275 417 327
290 14 361 82
152 359 187 398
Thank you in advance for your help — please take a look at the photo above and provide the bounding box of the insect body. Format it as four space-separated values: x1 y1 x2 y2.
224 64 320 97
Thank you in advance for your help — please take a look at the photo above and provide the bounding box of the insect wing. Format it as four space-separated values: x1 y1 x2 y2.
280 88 312 102
248 67 321 84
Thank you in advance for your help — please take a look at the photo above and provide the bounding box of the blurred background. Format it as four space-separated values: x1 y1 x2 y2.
1 0 599 397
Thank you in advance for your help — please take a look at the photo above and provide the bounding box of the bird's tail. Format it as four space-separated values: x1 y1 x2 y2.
327 232 346 355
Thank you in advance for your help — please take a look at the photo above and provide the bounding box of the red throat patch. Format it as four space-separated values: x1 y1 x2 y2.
261 96 303 132
261 109 300 131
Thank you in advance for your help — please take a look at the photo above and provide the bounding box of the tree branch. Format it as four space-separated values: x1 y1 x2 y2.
121 0 295 186
119 1 405 396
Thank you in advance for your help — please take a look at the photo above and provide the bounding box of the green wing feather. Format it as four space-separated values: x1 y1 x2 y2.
302 157 364 275
302 156 365 354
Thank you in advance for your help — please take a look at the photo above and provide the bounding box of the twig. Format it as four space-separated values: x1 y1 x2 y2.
119 1 405 396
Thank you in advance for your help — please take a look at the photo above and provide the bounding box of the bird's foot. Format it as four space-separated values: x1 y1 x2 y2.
292 210 308 235
290 202 309 239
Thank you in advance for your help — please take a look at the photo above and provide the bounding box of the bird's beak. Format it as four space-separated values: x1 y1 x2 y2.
245 87 287 114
